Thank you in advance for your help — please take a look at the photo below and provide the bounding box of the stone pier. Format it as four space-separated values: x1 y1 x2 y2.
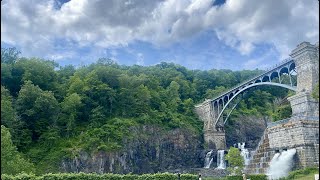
288 41 319 117
195 99 226 150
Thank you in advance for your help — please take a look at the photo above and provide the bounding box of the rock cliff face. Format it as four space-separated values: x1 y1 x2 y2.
225 116 267 149
60 125 204 174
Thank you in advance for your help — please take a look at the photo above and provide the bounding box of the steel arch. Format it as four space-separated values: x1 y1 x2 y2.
214 82 297 126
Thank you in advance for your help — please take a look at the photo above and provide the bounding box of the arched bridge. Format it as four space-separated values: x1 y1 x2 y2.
195 41 319 150
196 58 297 129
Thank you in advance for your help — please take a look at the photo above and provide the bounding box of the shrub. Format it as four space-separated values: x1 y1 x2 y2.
247 174 268 180
226 174 267 180
284 167 319 180
1 172 198 180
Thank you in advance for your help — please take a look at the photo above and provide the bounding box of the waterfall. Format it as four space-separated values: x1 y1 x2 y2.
204 150 214 168
216 150 226 169
238 142 250 166
241 148 250 166
267 149 296 180
238 142 245 149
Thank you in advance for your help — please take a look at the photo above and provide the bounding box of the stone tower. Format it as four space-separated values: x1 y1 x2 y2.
195 100 226 150
288 42 319 117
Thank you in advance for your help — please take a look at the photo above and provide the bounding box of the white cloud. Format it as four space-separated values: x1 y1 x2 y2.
1 0 319 62
136 53 144 65
206 0 319 57
243 47 278 70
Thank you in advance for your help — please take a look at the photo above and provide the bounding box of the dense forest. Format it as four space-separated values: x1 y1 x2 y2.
1 47 293 175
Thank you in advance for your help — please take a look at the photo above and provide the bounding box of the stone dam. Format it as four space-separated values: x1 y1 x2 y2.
246 116 319 174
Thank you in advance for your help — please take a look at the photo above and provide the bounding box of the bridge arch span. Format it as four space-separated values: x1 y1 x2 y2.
215 82 297 126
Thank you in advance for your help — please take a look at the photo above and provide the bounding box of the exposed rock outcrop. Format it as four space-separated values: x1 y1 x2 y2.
61 125 204 174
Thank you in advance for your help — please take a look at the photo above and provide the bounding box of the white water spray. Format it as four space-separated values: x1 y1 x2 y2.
267 149 296 180
241 149 250 166
238 142 250 166
216 150 226 169
204 150 214 168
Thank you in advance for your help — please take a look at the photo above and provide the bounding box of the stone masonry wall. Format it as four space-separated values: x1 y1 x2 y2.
296 145 319 168
267 118 319 169
247 118 319 174
268 119 319 150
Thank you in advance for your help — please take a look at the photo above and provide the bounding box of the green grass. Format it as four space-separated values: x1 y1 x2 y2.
293 173 317 180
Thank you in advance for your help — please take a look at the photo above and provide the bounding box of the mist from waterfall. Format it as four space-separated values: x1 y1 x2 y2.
216 150 226 169
204 150 214 168
267 149 296 180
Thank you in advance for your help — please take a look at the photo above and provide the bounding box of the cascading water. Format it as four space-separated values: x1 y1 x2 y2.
267 149 296 180
241 149 250 166
238 142 250 166
216 150 226 169
204 150 214 168
238 142 245 149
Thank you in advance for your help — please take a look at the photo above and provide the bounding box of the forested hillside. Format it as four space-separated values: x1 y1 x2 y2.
1 48 292 175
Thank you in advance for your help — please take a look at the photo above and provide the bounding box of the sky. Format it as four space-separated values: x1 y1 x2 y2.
1 0 319 70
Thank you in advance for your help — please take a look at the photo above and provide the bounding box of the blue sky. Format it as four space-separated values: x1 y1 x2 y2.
1 0 319 70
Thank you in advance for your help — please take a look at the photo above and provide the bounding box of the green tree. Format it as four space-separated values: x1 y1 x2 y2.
1 86 16 127
225 147 244 175
3 58 58 96
16 81 59 140
59 93 82 137
166 81 181 111
205 86 226 99
67 75 88 96
272 104 292 121
1 86 32 149
1 48 21 95
312 83 319 100
17 58 58 91
89 106 107 128
134 85 151 115
1 125 35 175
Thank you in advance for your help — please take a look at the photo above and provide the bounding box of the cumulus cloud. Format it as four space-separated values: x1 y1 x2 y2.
206 0 319 58
1 0 319 62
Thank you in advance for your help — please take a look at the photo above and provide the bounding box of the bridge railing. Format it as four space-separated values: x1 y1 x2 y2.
210 58 294 101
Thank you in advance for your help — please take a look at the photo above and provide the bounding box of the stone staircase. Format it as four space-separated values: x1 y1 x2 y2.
245 131 275 174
